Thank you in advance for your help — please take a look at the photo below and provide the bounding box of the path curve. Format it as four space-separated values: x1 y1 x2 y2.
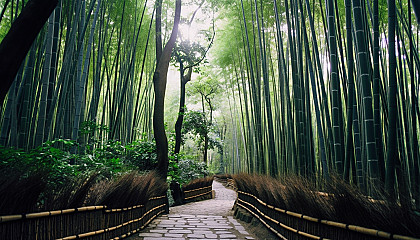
128 180 256 239
170 180 236 216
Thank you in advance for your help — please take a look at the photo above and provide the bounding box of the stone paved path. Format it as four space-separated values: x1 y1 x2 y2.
128 181 255 240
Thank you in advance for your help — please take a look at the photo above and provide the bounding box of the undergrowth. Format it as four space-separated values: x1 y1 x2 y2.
0 170 166 214
0 121 212 215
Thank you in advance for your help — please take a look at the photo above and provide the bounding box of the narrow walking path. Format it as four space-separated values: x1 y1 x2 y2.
128 181 255 239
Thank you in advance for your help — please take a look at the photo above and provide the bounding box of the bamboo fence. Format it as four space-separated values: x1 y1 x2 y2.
236 191 419 240
0 195 168 239
183 185 213 202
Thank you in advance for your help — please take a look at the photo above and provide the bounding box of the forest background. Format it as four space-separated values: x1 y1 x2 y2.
0 0 420 210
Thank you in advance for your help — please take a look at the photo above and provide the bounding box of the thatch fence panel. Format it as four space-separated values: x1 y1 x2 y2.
0 196 167 239
237 191 418 240
181 177 214 203
183 185 213 202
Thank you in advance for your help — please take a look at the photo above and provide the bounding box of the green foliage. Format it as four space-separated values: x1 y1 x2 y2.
167 154 209 186
168 129 209 185
182 110 223 153
93 140 125 163
0 115 212 212
168 155 181 183
125 139 158 170
0 140 83 210
79 120 110 154
0 139 78 185
0 134 158 212
183 110 209 140
208 131 223 153
178 158 208 183
0 122 161 194
80 120 110 136
77 121 158 173
173 40 207 67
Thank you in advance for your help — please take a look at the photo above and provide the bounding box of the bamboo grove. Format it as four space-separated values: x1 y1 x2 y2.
0 0 159 150
1 0 420 207
213 0 420 204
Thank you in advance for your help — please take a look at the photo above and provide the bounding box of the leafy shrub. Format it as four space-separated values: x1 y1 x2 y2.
0 139 78 185
0 120 171 214
92 140 126 163
125 139 158 170
182 111 209 140
0 119 211 213
168 156 209 186
0 138 130 214
178 159 208 182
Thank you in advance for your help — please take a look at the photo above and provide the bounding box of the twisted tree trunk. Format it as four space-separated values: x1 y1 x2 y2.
0 0 58 106
153 0 181 178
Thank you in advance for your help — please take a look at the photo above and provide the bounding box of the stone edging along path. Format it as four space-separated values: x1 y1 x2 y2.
127 180 257 240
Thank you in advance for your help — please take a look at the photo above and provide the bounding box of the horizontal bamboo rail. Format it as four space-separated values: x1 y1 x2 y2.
183 185 212 193
0 205 106 223
183 183 213 202
237 191 420 240
111 208 166 240
105 204 144 213
184 190 213 200
236 201 291 240
149 195 167 200
57 203 167 240
237 199 325 240
0 195 168 240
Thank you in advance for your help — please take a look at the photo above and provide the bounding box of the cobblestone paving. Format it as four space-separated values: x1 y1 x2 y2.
128 181 255 240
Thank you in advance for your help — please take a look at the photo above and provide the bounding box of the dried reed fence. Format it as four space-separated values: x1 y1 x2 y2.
214 174 235 189
234 174 420 240
0 195 167 239
182 176 213 203
237 191 420 240
214 174 232 185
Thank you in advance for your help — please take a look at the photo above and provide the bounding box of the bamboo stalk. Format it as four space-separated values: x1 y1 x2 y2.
346 225 391 238
238 200 327 239
1 195 164 222
319 220 347 229
76 206 106 212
